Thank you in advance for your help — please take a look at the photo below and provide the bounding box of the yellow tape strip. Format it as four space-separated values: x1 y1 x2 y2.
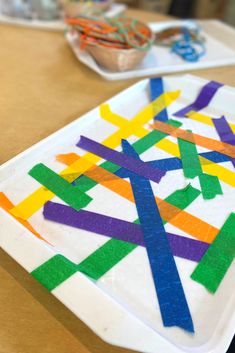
187 111 235 134
11 91 180 220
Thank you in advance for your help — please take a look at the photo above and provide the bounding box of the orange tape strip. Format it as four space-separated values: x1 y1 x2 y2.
56 153 134 201
57 153 218 243
151 120 235 158
0 192 48 243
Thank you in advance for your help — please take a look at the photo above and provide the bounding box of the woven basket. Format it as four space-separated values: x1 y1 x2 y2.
85 21 153 72
87 44 149 72
61 1 113 17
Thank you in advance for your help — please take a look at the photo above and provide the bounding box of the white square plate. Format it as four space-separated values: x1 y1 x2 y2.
0 74 234 353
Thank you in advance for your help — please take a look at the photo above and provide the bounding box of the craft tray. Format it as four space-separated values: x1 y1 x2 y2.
0 74 234 353
66 20 235 80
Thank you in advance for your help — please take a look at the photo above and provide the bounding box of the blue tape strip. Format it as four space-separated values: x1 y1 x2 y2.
121 139 194 333
150 78 168 121
116 150 230 178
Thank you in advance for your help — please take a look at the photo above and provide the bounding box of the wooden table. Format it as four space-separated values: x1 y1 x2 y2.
0 8 235 353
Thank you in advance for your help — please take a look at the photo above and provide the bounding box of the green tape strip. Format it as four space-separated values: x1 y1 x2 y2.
164 183 200 209
31 185 200 291
178 138 222 200
31 242 136 291
198 173 222 200
29 163 92 210
77 239 137 280
31 255 77 291
191 213 235 293
178 138 201 178
75 120 182 192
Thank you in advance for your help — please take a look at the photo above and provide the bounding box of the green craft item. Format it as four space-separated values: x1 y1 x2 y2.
29 163 92 211
191 213 235 293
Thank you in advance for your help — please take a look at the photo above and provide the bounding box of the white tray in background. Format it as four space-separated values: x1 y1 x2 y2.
0 74 235 353
66 20 235 80
0 3 126 31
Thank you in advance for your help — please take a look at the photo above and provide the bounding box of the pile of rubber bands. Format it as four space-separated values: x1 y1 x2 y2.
65 15 153 51
155 24 206 62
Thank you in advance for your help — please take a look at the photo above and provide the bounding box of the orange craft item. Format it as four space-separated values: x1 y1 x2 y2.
151 120 235 158
66 16 152 50
0 192 49 244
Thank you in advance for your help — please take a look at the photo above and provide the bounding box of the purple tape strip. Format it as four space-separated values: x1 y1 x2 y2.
213 116 235 168
77 136 166 183
174 81 223 117
44 201 209 263
213 116 235 145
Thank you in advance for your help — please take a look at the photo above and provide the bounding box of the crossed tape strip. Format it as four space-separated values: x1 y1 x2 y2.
10 91 180 220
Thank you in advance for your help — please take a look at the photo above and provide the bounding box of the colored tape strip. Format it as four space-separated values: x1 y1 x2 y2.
198 173 223 200
57 152 220 243
213 116 235 168
117 150 230 178
77 238 136 280
76 136 166 183
178 137 222 200
191 213 235 293
10 91 179 220
156 138 235 188
31 254 78 291
44 201 209 262
32 240 136 290
58 118 181 193
100 104 181 155
32 182 203 290
57 153 135 202
44 201 140 242
151 119 235 158
0 192 47 243
100 91 180 140
174 80 223 117
150 77 168 121
178 136 202 178
116 150 230 177
213 116 235 145
121 139 194 333
187 111 235 134
101 105 235 188
28 163 92 211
